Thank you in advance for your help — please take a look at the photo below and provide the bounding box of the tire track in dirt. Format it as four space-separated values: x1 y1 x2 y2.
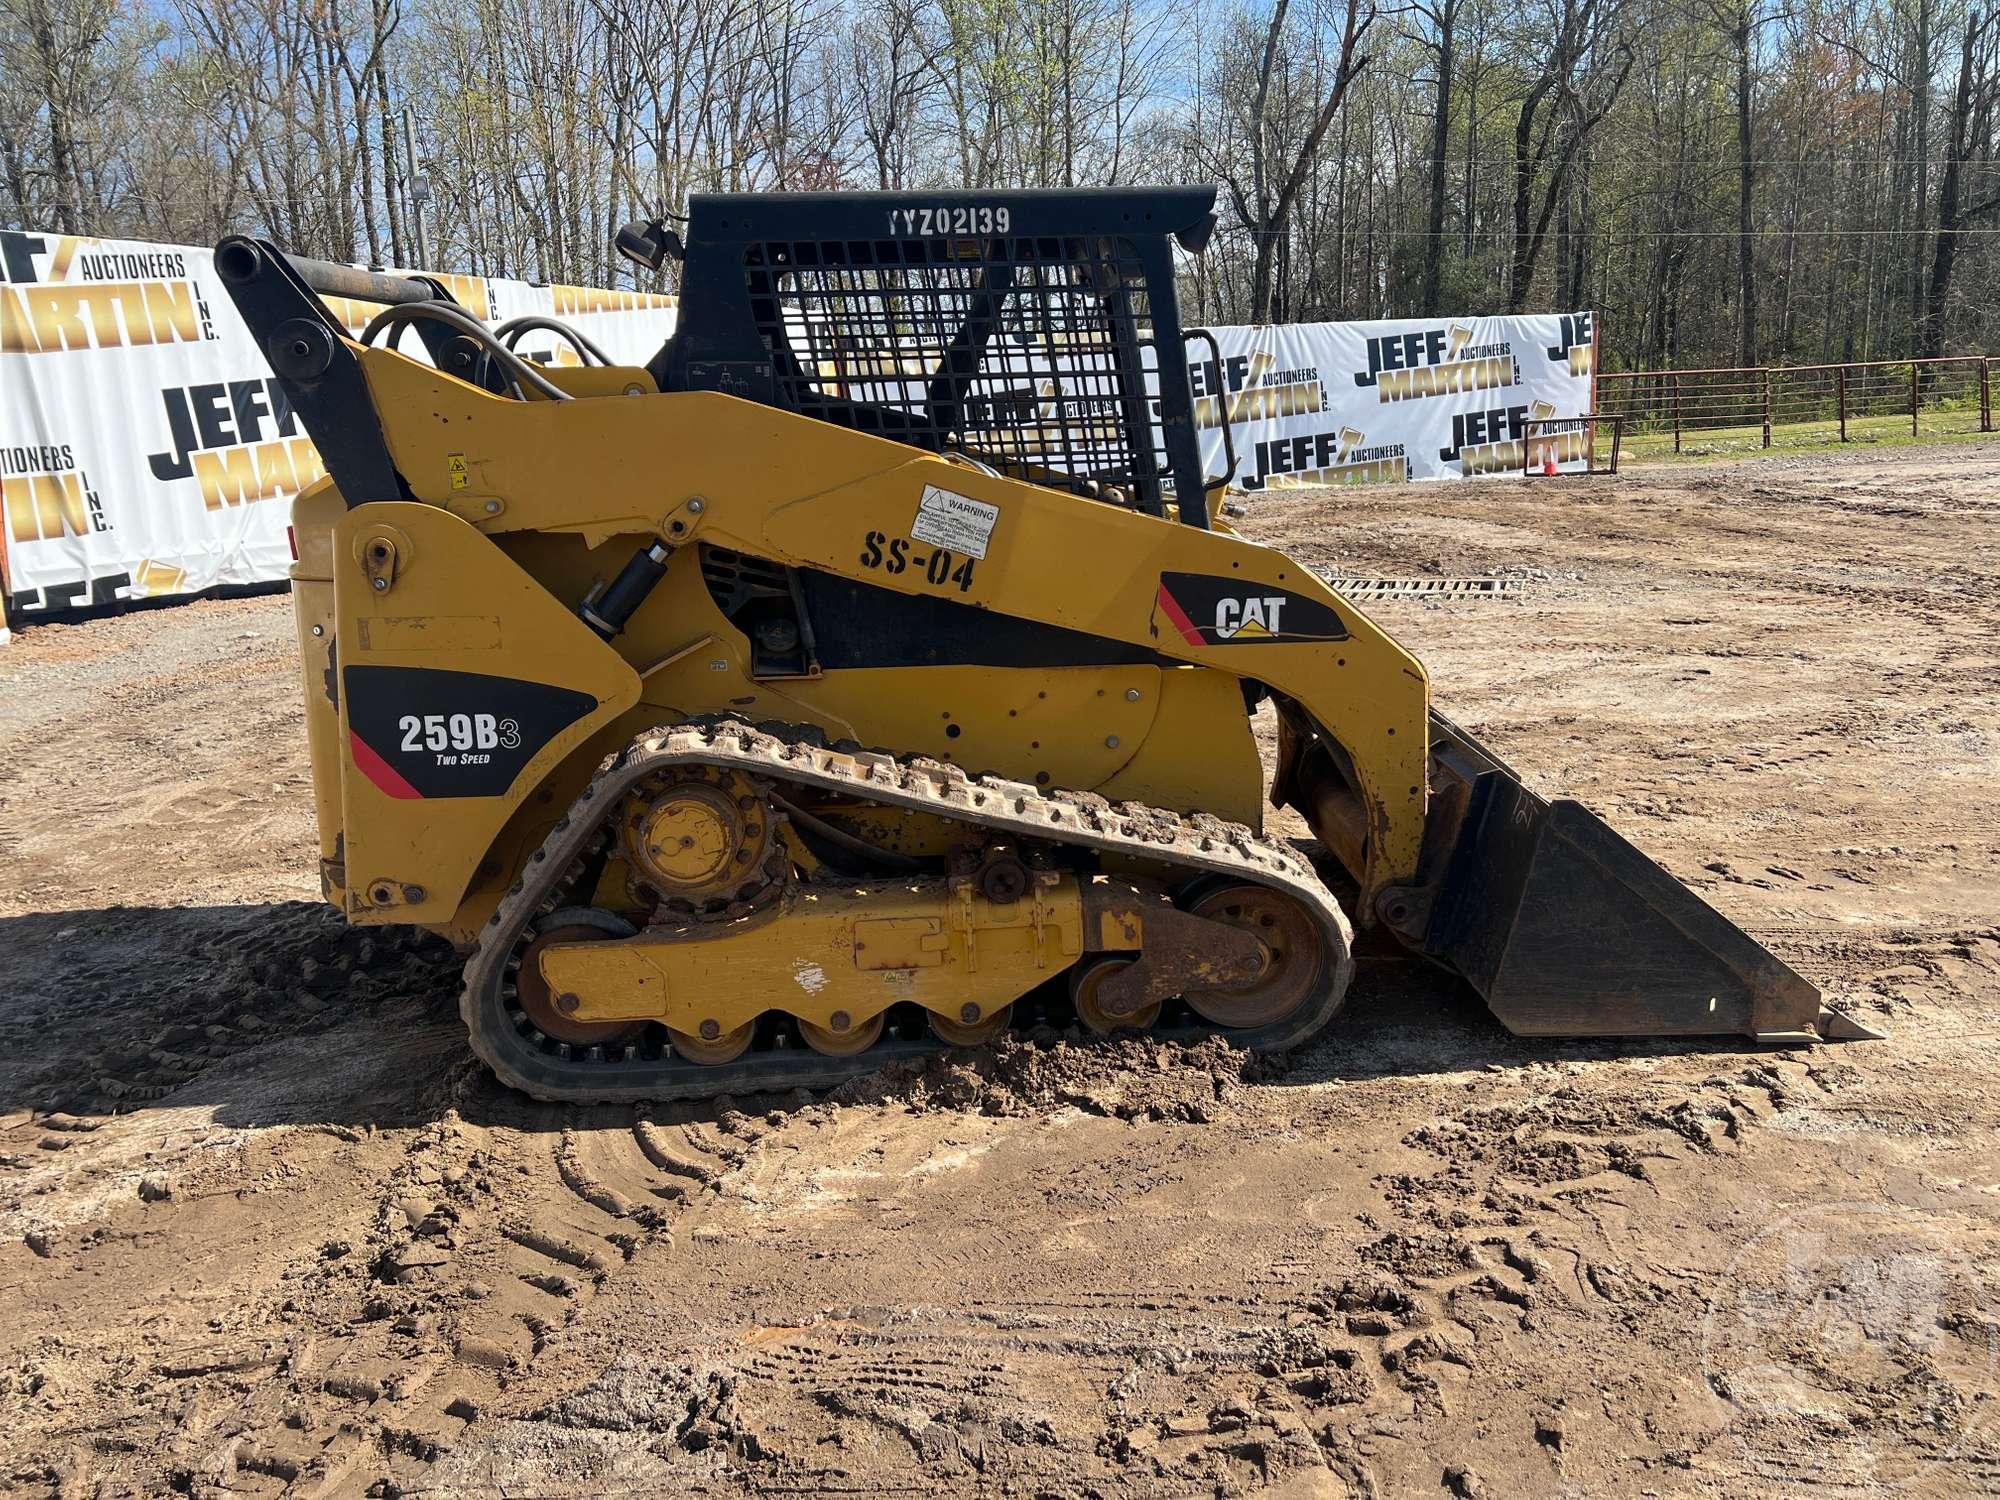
153 1107 743 1496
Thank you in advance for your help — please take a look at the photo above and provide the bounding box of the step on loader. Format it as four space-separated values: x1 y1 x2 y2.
216 186 1870 1102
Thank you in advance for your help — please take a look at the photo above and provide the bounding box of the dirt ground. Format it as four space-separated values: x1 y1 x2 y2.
1 442 1996 1499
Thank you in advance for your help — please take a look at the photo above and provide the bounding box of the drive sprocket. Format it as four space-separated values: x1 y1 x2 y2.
615 765 787 920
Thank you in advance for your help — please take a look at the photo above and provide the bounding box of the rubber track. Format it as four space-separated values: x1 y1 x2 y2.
459 719 1357 1102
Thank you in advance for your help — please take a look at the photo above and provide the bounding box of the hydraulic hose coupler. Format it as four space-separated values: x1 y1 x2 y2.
580 540 672 639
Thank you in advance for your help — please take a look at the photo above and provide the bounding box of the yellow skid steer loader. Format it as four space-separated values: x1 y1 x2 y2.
216 186 1866 1102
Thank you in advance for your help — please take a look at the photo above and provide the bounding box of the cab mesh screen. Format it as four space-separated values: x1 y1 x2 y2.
746 235 1169 514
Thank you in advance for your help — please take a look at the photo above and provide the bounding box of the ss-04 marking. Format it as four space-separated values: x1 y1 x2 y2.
859 530 978 592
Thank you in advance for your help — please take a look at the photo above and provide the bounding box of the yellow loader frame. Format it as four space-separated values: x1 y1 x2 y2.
291 351 1429 944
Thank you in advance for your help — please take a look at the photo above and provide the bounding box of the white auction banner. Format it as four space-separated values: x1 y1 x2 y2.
0 229 676 619
1188 311 1597 490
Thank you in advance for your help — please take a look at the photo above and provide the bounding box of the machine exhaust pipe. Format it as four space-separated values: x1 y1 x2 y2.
215 238 437 307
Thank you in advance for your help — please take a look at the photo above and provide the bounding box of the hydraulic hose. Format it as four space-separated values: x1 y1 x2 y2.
359 301 574 402
494 315 613 368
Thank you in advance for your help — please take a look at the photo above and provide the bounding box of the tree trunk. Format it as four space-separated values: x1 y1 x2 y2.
1910 0 1936 344
28 4 81 232
1420 0 1456 316
375 48 403 265
1250 230 1277 324
1922 10 1994 360
1735 12 1755 367
1569 156 1590 310
1507 77 1544 311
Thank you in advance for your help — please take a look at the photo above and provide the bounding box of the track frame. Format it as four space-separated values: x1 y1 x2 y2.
461 719 1357 1102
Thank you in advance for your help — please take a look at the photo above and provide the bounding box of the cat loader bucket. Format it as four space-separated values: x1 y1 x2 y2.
1397 712 1876 1042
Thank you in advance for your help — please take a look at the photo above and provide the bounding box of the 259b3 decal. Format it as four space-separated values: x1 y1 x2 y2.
859 530 978 592
395 712 521 757
345 666 597 799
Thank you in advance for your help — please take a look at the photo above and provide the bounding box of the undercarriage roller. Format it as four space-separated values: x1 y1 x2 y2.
668 1020 754 1065
799 1012 887 1056
930 1003 1014 1047
1071 957 1159 1035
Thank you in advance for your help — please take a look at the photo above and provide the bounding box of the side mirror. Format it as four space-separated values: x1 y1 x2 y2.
615 220 684 273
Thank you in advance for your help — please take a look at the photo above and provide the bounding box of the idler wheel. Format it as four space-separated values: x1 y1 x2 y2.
1180 885 1322 1029
516 910 643 1048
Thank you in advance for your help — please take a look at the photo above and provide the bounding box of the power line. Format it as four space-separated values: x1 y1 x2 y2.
1344 155 2000 167
1226 225 2000 238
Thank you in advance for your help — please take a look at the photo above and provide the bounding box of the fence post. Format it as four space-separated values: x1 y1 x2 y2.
1673 374 1682 453
1837 366 1848 442
1983 358 1992 434
1910 362 1920 436
1762 368 1772 448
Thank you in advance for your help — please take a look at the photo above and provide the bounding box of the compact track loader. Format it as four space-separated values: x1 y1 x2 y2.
217 186 1863 1102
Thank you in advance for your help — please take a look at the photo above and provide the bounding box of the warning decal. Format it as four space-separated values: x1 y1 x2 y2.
910 485 999 560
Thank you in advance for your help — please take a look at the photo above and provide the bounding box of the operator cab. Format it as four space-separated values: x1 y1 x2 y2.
618 188 1226 527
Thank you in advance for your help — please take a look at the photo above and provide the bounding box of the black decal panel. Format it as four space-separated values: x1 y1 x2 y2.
797 569 1167 670
343 665 597 799
1155 572 1348 646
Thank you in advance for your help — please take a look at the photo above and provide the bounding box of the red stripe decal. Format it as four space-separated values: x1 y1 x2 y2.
350 730 423 800
1155 583 1205 646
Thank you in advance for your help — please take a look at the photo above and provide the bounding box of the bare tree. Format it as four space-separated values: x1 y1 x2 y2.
1203 0 1376 322
849 0 936 188
1505 0 1634 311
1923 5 2000 354
0 0 152 231
1410 0 1464 316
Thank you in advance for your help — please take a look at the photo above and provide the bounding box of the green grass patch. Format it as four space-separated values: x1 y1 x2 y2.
1615 411 1995 466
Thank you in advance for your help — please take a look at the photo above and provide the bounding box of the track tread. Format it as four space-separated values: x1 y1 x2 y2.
181 1109 746 1497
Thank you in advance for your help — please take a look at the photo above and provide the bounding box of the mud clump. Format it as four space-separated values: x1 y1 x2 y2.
1357 1230 1477 1282
1402 1081 1753 1185
830 1033 1251 1121
538 1358 764 1463
536 1354 704 1435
